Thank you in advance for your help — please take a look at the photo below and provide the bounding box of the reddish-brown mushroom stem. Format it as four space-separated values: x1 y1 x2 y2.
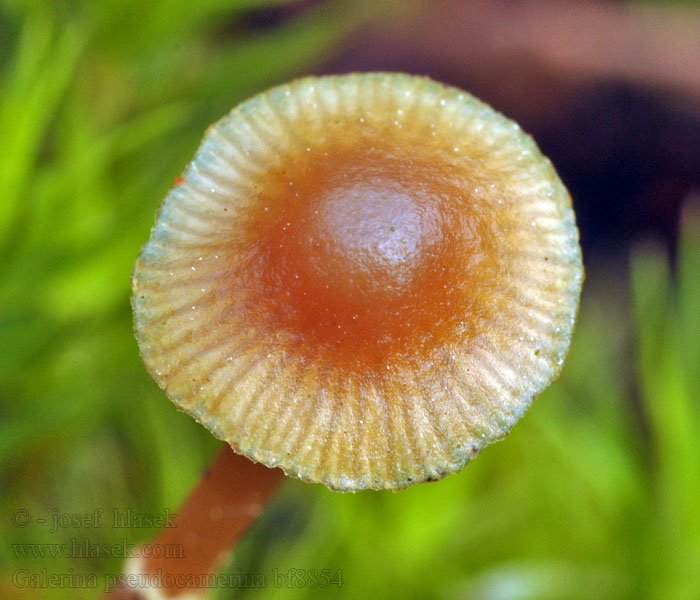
105 446 284 599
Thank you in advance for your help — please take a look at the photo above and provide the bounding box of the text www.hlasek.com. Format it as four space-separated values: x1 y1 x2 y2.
12 539 182 559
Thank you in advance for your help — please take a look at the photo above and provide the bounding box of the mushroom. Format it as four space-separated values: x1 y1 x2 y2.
123 73 582 597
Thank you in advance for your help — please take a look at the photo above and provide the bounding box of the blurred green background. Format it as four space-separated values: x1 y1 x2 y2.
2 1 700 599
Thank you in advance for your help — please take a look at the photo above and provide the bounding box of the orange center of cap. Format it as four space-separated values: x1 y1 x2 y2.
243 145 495 370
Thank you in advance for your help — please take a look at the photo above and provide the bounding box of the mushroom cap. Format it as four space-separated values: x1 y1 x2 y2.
132 73 583 492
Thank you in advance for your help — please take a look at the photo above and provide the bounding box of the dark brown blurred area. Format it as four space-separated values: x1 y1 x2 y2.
246 0 700 255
